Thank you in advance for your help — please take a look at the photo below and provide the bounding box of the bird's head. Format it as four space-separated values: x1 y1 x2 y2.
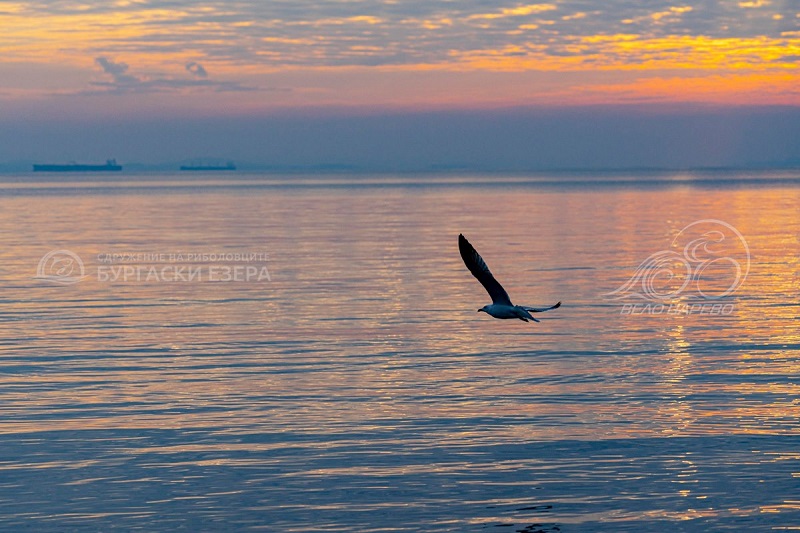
478 305 490 313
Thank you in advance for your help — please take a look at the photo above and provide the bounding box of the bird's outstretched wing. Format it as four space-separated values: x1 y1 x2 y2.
459 234 513 306
522 302 561 313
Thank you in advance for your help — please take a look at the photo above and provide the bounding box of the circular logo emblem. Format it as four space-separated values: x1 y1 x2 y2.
35 250 86 284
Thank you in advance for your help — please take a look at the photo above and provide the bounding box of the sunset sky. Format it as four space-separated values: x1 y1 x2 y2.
1 0 799 169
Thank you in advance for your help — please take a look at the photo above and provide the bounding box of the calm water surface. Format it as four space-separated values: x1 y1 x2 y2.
1 172 799 531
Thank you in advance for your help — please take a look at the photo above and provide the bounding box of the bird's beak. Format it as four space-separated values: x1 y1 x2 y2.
477 309 483 313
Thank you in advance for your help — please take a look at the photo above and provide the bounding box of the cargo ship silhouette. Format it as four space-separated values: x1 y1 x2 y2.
33 159 122 172
180 160 236 171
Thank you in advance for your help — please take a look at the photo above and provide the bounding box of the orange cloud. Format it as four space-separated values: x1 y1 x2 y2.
1 1 799 108
467 3 557 21
448 34 800 72
738 0 770 7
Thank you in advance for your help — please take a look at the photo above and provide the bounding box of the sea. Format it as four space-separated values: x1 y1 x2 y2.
0 170 798 532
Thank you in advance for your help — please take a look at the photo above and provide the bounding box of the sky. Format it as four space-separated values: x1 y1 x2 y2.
1 0 799 170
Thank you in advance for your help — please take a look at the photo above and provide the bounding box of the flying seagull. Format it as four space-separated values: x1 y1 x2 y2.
459 234 560 322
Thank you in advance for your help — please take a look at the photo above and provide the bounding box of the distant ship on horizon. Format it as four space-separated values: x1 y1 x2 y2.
33 159 122 172
180 159 236 171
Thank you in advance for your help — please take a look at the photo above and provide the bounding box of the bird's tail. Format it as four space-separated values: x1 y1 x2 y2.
522 301 561 313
